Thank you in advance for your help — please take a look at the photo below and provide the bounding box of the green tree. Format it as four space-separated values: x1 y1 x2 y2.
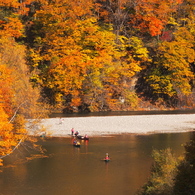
138 148 179 195
143 27 195 106
173 133 195 194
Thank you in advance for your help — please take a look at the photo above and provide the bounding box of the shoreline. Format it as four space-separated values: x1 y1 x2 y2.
28 113 195 137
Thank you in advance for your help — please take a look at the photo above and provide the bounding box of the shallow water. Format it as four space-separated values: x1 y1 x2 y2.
0 132 193 195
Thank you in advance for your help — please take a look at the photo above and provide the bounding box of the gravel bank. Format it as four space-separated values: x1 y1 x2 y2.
28 114 195 137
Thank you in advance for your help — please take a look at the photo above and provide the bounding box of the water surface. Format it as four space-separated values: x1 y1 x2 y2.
0 132 193 195
50 109 195 118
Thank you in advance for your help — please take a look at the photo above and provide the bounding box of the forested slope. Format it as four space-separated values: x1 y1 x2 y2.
1 0 195 113
1 0 195 164
26 0 195 112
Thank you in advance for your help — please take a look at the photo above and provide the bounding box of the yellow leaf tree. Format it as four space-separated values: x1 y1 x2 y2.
28 0 149 112
145 27 195 106
0 0 49 166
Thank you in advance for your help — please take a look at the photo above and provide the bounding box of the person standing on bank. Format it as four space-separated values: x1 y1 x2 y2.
71 128 74 136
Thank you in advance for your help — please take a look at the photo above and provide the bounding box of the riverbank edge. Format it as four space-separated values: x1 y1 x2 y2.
27 114 195 138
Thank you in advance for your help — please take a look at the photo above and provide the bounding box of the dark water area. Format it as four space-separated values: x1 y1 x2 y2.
0 132 193 195
50 109 195 118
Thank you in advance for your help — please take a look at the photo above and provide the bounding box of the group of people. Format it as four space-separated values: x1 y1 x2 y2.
71 128 109 161
71 128 88 139
73 139 81 146
71 128 77 136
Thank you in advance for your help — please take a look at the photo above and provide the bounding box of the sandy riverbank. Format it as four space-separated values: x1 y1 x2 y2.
27 113 195 137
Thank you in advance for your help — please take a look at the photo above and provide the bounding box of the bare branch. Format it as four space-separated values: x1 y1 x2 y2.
0 136 25 159
9 100 28 123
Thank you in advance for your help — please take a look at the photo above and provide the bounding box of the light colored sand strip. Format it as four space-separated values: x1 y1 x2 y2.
28 114 195 137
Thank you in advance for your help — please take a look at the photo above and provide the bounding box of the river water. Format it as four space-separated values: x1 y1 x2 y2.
50 109 195 118
0 132 193 195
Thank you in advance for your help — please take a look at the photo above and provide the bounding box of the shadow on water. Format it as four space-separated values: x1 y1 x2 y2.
50 109 195 118
0 132 193 195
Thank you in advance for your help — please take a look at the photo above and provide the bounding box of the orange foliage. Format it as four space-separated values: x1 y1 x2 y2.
2 17 24 38
0 0 33 15
0 0 20 8
132 0 183 36
0 0 34 39
0 65 15 158
0 65 14 116
0 105 14 156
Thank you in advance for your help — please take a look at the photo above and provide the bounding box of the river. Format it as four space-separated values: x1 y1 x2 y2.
50 109 195 118
0 132 193 195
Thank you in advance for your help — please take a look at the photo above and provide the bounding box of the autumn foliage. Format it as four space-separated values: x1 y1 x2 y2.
1 0 195 164
0 0 48 166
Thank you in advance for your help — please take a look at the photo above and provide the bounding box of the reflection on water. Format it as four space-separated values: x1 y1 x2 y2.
50 109 195 118
1 132 193 195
